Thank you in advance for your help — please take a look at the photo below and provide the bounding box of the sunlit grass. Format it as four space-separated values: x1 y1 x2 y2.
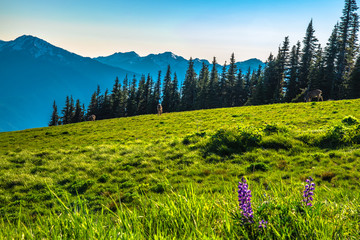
0 99 360 238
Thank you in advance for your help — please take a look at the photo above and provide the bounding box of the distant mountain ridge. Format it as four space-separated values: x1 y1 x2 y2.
0 35 264 132
0 35 135 132
95 52 264 84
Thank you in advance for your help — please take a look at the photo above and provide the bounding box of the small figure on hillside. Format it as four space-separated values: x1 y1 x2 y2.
89 114 96 121
304 89 323 102
157 104 163 116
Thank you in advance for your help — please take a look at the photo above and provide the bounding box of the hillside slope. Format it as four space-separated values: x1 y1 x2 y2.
0 100 360 238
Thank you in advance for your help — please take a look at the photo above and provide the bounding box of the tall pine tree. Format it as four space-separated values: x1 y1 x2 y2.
208 57 220 108
335 0 359 99
162 65 173 113
197 62 210 109
324 24 339 100
181 58 197 111
298 20 318 94
49 100 59 126
227 53 237 106
127 76 138 116
285 42 301 102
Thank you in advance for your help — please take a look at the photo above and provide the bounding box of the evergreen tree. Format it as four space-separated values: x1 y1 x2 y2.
208 57 220 108
197 62 210 109
88 91 98 118
181 58 197 111
324 25 339 100
137 75 147 115
162 65 173 113
69 96 75 122
206 57 220 108
151 71 162 114
95 85 103 116
273 36 290 103
145 74 154 114
227 53 237 106
348 55 360 99
285 42 301 102
247 66 263 105
82 104 86 121
49 100 59 126
261 53 278 104
171 72 180 112
111 77 122 118
298 20 318 93
127 75 138 116
336 0 359 99
120 75 129 117
308 45 325 90
219 62 228 107
100 89 111 119
243 67 252 103
62 95 74 124
73 99 83 123
234 69 246 106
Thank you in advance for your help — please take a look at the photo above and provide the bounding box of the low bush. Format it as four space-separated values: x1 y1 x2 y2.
261 135 293 150
263 123 288 135
246 162 269 172
204 128 262 157
317 125 350 148
341 115 359 125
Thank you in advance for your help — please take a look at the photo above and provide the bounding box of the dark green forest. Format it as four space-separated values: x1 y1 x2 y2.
50 0 360 126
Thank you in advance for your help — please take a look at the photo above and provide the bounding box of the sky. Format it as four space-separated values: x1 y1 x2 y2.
0 0 346 63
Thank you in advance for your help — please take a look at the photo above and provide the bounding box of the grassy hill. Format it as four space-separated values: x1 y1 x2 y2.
1 99 360 239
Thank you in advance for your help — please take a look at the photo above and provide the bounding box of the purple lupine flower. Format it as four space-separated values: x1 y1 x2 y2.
303 177 315 207
238 177 253 223
259 220 268 228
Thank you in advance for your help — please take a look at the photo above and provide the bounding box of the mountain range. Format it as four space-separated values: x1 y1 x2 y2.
95 52 264 86
0 35 264 132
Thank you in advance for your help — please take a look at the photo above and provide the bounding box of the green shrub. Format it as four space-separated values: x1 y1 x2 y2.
97 174 110 183
318 125 350 148
150 183 166 193
341 115 359 125
261 135 293 150
67 180 95 195
246 162 269 172
351 124 360 144
204 128 262 157
182 132 206 145
263 123 288 135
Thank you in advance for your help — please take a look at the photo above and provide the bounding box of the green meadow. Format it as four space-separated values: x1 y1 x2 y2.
1 100 360 239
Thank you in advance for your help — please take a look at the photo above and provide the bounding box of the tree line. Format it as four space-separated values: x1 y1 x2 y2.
50 0 360 126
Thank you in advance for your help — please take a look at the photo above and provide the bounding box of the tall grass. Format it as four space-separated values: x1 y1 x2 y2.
1 180 359 239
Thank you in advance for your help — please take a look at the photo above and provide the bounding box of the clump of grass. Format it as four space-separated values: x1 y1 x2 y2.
341 115 359 125
321 171 336 182
246 162 269 172
263 123 288 135
261 135 293 150
204 127 262 157
317 125 351 148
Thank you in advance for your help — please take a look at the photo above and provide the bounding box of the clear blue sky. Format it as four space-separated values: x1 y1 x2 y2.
0 0 346 63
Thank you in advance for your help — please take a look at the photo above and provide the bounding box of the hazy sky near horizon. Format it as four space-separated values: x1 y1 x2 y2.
0 0 346 63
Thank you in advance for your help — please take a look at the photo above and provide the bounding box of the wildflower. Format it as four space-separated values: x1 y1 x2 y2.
238 177 253 222
259 220 268 228
303 177 315 207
